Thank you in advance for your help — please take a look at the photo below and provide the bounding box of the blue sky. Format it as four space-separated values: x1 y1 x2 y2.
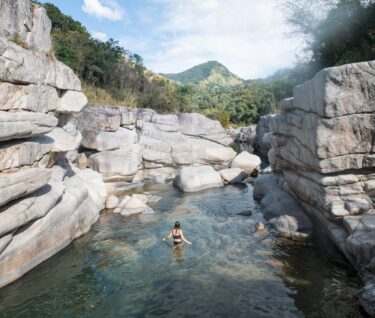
40 0 305 79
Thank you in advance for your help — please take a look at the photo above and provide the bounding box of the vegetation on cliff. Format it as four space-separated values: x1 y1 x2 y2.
41 0 374 127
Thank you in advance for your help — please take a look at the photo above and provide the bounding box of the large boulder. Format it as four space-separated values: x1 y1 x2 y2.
231 151 261 174
177 113 232 145
57 91 87 113
81 127 137 151
174 165 224 192
88 144 142 178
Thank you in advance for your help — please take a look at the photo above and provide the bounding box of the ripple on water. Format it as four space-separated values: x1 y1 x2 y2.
0 183 367 318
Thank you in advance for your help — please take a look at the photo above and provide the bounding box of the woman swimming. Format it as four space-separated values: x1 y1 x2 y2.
163 221 192 245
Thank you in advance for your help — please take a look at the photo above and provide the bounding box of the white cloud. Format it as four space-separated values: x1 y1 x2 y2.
92 31 108 41
134 0 305 79
82 0 123 21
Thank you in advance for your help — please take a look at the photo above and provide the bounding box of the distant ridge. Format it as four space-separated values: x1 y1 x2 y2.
161 61 244 87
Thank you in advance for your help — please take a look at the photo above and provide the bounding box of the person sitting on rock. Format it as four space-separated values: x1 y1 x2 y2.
163 221 192 245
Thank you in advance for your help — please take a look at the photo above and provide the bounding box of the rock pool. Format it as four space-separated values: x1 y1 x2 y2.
0 183 366 317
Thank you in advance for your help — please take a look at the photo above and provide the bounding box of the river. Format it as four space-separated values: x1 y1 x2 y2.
0 183 366 317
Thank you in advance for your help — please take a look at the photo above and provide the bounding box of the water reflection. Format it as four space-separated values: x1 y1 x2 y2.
0 183 366 318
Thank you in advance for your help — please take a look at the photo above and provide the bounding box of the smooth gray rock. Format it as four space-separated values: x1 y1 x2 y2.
144 167 176 183
57 90 87 113
0 111 57 141
177 113 232 145
174 165 224 192
231 151 261 174
26 5 52 52
171 137 236 168
0 0 32 45
46 127 82 152
0 135 54 171
219 168 248 184
0 174 102 288
0 182 64 237
106 195 119 209
0 168 51 207
82 127 137 151
0 38 81 90
0 234 13 255
88 145 142 178
291 61 375 118
0 83 59 113
78 107 121 133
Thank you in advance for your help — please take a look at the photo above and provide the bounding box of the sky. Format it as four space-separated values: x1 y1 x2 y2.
40 0 305 79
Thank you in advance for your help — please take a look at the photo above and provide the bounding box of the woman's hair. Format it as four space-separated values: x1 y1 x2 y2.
174 221 181 229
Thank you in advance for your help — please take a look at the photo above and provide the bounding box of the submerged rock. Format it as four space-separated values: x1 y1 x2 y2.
219 168 248 184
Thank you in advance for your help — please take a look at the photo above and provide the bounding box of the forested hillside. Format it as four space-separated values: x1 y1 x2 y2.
162 61 243 87
38 0 374 127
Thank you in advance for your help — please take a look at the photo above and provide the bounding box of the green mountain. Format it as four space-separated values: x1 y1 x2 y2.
161 61 244 87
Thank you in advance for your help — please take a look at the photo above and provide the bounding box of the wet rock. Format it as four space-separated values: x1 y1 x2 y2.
174 165 224 192
236 210 252 216
220 168 248 184
144 167 176 183
114 195 149 216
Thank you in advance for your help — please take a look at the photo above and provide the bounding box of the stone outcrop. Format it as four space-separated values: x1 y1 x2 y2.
254 60 375 315
0 0 104 288
78 105 236 183
174 165 224 192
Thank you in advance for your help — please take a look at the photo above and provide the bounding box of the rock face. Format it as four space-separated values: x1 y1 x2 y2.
174 165 224 192
0 0 104 289
79 105 235 181
254 60 375 315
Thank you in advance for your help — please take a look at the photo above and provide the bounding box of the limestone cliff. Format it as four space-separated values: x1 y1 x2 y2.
254 60 375 315
0 0 106 288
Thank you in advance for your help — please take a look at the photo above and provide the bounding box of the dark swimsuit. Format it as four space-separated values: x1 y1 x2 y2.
173 230 182 245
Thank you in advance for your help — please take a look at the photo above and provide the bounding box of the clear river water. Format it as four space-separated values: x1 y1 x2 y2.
0 183 367 317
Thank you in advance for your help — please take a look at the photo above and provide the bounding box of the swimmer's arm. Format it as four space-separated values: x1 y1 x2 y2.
163 231 172 241
181 231 192 244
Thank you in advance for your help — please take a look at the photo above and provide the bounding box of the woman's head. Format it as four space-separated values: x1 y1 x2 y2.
174 221 181 229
